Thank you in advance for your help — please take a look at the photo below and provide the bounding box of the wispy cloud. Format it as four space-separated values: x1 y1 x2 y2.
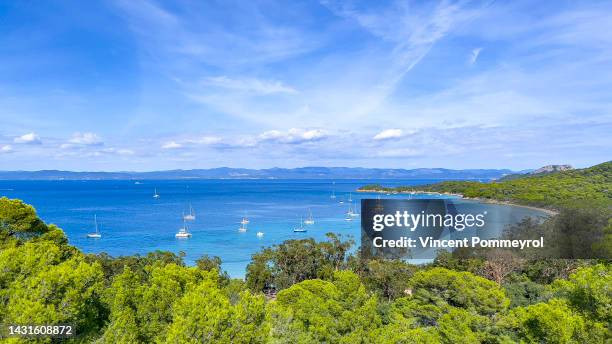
100 148 135 156
114 0 323 67
186 136 223 145
375 148 423 158
202 76 298 95
469 47 482 64
321 0 488 99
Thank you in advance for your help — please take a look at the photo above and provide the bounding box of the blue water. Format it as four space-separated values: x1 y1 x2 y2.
0 179 547 277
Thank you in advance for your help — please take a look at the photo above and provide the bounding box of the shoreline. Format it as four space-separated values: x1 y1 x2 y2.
356 189 559 216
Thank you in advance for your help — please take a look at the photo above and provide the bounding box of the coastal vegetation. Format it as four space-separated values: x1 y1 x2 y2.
1 196 610 343
358 161 612 209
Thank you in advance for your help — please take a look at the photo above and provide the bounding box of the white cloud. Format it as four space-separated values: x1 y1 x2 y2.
100 148 135 156
187 136 223 145
469 47 483 64
202 76 298 95
373 129 403 140
300 129 326 141
69 132 103 145
258 128 327 144
0 145 13 153
161 129 328 151
258 130 284 141
14 132 41 144
162 141 183 149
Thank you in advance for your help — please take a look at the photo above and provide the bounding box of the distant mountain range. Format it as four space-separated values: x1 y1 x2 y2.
499 164 573 181
0 167 519 180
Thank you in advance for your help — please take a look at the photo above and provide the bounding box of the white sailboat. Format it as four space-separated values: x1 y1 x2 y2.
330 182 336 199
153 188 160 199
346 203 354 217
350 202 360 217
304 208 315 225
183 204 196 221
348 193 353 202
344 205 353 221
256 231 264 237
86 215 102 238
175 217 192 238
239 221 248 232
375 195 384 212
294 217 307 232
241 212 250 225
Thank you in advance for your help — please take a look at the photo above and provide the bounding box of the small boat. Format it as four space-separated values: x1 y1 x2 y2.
175 218 192 238
348 193 353 202
330 182 336 199
134 181 142 185
304 208 315 225
345 216 353 221
183 204 196 221
239 221 247 232
86 215 102 238
294 217 307 232
350 202 360 217
256 231 264 237
346 204 354 217
153 188 160 199
375 195 384 212
241 212 250 225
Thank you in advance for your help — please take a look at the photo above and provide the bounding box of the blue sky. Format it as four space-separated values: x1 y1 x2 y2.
0 0 610 171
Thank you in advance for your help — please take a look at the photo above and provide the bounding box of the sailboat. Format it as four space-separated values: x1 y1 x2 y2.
183 204 196 221
330 182 336 199
86 215 102 238
304 208 315 225
239 221 247 232
241 212 250 225
374 195 384 212
294 217 307 232
346 203 354 217
350 202 360 217
153 188 160 199
348 193 353 202
256 231 264 237
175 217 192 238
344 204 354 221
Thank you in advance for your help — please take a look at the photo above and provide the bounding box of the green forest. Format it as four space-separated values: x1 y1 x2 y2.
1 162 611 343
359 161 612 209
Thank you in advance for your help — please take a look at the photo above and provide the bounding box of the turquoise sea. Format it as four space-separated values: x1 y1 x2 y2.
0 179 547 277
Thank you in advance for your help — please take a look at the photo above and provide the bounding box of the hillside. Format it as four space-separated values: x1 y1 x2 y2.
359 161 611 208
498 164 573 181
